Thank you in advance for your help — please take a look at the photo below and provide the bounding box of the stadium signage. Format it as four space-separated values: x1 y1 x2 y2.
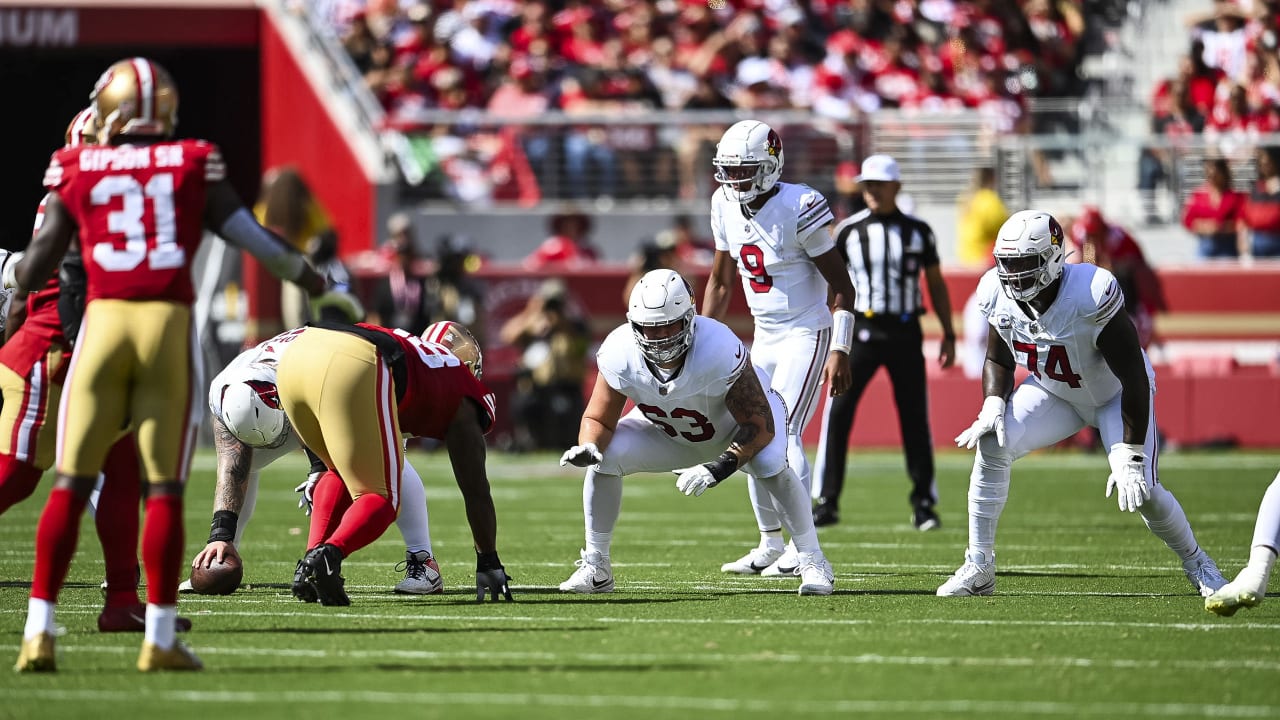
0 9 76 47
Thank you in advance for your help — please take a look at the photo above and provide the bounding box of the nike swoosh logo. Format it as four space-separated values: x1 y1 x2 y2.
128 611 145 625
734 347 743 360
323 555 334 576
748 560 771 571
592 577 610 588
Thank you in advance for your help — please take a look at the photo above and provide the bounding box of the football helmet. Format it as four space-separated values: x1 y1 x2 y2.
713 120 784 204
993 210 1066 301
220 377 292 449
627 269 696 365
423 321 484 379
310 289 365 325
91 57 179 143
65 107 97 148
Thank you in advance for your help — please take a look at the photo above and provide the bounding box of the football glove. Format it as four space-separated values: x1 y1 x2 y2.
0 250 22 291
1105 442 1151 512
955 396 1006 449
673 464 719 497
294 471 322 516
475 551 514 602
560 442 602 468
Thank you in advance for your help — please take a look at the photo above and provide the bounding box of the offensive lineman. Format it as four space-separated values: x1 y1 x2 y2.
703 120 857 578
938 210 1226 597
558 269 835 595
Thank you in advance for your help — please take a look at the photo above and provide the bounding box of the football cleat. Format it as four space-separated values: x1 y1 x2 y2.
937 549 996 596
98 603 192 633
760 542 800 577
137 640 203 672
812 500 839 527
797 552 836 596
178 579 195 594
394 550 443 595
1205 568 1267 617
291 559 317 603
297 544 349 606
559 549 613 593
1183 549 1228 598
720 544 784 575
912 504 941 532
14 632 56 673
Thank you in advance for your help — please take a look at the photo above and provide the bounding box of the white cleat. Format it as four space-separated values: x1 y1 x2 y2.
760 542 800 577
1205 570 1266 616
937 549 996 596
394 550 444 595
721 544 784 575
1183 549 1228 598
559 549 614 594
797 552 835 596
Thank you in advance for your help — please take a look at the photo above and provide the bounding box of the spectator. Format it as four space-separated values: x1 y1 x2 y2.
1139 76 1206 225
485 57 554 193
956 166 1010 268
1069 207 1168 350
1241 145 1280 258
369 212 432 333
499 280 590 452
255 166 331 330
622 232 680 306
1181 157 1246 258
425 233 486 341
524 210 599 269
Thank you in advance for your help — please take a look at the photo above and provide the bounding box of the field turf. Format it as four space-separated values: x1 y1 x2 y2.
1 448 1278 719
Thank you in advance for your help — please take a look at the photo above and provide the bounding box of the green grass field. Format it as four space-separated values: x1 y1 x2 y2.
0 448 1278 719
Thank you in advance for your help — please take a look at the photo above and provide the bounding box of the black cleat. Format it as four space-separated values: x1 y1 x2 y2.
911 503 941 532
292 559 318 602
300 544 350 606
813 500 840 527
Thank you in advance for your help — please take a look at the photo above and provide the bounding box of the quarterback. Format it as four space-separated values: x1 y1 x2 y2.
11 57 325 673
939 210 1226 597
703 120 857 578
559 269 836 596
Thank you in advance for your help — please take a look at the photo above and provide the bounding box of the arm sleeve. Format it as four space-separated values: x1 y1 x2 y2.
217 208 308 283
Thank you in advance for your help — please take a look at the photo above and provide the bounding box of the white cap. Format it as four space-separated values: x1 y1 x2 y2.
857 154 900 182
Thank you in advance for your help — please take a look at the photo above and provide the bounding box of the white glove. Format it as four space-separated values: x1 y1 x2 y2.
673 464 719 497
1105 442 1151 512
559 442 602 468
0 250 23 291
955 396 1006 449
294 471 321 515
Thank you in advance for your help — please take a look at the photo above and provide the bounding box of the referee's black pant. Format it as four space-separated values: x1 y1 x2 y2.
815 316 936 509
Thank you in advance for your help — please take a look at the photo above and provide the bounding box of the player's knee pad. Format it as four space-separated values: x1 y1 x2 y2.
975 433 1015 468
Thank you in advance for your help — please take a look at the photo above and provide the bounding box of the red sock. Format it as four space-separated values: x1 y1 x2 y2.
0 454 45 516
30 486 90 602
97 439 142 608
142 494 183 606
307 471 352 549
325 493 396 557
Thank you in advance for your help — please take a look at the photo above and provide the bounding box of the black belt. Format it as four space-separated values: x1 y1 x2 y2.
306 320 407 402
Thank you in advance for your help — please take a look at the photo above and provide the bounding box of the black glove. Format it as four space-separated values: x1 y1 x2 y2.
475 551 514 602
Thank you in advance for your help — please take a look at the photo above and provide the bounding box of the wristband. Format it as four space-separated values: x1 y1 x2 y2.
831 309 854 354
476 550 503 572
303 445 327 475
208 510 239 544
704 450 740 483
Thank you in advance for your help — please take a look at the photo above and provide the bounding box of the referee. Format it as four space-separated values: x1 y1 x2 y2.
812 154 956 530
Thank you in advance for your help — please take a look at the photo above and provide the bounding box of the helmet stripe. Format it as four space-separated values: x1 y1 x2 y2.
131 57 154 122
67 108 93 148
423 321 454 344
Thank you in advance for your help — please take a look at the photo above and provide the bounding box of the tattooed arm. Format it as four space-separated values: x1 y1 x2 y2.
191 414 256 567
722 357 776 466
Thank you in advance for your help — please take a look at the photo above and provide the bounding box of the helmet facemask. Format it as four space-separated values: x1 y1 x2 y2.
995 248 1058 301
713 120 784 204
992 210 1067 302
627 269 697 366
630 312 695 365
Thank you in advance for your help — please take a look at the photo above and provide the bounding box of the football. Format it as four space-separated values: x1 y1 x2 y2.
189 555 244 595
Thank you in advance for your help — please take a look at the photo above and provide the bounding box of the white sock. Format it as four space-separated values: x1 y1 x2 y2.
395 462 432 554
24 598 54 640
145 604 177 650
1245 545 1277 589
1250 475 1280 551
584 468 622 557
967 448 1010 560
748 476 783 534
1139 484 1200 562
757 467 821 553
759 530 785 551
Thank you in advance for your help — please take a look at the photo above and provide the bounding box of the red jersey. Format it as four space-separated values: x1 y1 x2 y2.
42 139 225 304
18 196 68 349
357 323 496 440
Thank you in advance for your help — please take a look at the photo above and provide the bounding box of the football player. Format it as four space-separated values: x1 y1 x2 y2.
702 120 857 578
1205 471 1279 616
939 210 1226 597
0 108 191 636
186 320 484 596
558 269 836 596
273 319 511 606
10 57 326 673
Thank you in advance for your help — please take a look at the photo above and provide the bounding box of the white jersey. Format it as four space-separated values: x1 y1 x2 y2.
977 263 1148 407
711 181 835 333
208 329 296 440
596 316 760 448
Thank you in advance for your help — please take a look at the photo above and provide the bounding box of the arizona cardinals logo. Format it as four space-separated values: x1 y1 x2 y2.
765 129 782 157
1048 217 1064 245
244 380 281 409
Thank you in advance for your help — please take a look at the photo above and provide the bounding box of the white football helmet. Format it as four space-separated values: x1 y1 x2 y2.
993 210 1067 301
627 269 696 365
713 120 784 204
220 377 291 449
422 320 484 379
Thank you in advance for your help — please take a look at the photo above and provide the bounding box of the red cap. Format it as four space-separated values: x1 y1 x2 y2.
1077 206 1106 235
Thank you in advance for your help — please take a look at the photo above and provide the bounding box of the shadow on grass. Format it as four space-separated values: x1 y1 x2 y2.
213 626 605 635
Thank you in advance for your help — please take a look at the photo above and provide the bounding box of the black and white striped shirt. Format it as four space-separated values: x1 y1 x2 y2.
834 209 940 317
